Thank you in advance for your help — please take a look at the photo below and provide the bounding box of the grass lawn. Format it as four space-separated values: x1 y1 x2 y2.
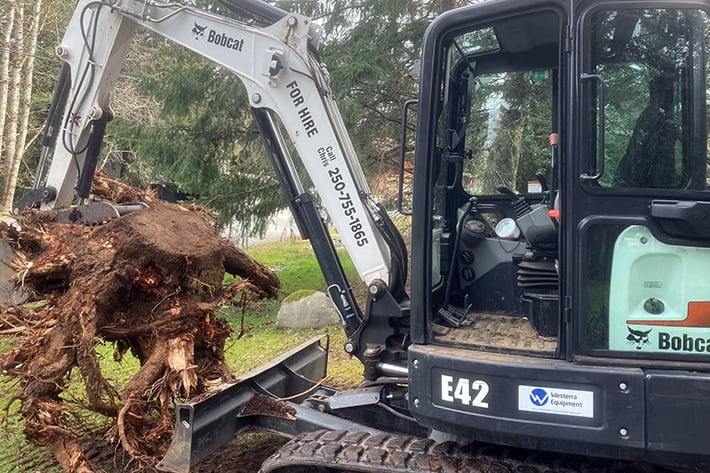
0 237 365 472
223 238 364 385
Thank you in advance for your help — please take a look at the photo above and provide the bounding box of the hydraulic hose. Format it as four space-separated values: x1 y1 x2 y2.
218 0 287 25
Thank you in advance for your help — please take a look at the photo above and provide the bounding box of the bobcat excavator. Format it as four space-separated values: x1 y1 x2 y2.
11 0 710 471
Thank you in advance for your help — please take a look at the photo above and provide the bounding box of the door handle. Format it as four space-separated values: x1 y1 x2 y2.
580 73 606 182
651 200 710 240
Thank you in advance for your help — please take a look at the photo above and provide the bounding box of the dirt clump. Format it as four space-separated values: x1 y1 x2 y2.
0 180 280 473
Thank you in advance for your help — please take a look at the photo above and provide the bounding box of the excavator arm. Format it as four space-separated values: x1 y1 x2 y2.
23 0 410 359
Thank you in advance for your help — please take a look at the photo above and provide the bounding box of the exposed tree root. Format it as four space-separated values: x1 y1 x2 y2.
0 181 280 472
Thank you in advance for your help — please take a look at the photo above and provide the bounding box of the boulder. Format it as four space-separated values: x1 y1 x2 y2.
277 290 340 329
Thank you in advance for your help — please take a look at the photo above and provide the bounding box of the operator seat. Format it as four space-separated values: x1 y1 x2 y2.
613 75 679 188
524 215 558 251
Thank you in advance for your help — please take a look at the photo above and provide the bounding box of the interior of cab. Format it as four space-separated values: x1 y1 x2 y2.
429 9 563 354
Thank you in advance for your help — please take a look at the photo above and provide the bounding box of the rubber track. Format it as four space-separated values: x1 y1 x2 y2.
260 430 666 473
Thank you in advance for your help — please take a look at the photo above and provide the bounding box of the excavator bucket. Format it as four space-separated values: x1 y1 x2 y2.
157 335 330 473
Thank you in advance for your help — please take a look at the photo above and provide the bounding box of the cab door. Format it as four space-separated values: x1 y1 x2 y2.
571 2 710 362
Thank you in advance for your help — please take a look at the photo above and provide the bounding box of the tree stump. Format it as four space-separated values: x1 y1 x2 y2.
0 196 279 472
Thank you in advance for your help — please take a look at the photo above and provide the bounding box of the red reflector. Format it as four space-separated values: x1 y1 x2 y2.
548 209 560 218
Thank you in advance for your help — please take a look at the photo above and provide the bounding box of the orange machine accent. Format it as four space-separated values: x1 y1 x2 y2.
628 301 710 327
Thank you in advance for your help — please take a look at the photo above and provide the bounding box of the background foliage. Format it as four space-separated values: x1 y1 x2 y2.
3 0 464 236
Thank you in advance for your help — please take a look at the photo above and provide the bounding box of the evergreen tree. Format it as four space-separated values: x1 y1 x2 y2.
109 58 282 238
318 1 436 175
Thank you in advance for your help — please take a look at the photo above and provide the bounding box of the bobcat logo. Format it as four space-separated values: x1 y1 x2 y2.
192 22 207 39
627 326 652 350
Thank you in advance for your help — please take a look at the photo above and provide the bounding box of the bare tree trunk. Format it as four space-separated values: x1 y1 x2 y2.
1 0 24 211
0 4 16 158
6 0 41 209
0 0 41 211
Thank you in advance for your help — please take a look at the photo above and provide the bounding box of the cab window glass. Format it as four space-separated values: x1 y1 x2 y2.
463 71 553 194
589 9 710 190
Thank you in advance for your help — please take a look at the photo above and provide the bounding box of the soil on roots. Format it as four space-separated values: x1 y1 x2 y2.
0 192 280 473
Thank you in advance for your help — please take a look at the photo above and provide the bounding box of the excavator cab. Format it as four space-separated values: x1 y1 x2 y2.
409 1 710 469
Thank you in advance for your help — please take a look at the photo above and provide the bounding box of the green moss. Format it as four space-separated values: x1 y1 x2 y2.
22 300 49 310
282 289 318 303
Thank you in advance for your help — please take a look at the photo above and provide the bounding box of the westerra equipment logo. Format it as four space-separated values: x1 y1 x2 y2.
191 22 244 51
529 388 549 407
519 385 594 418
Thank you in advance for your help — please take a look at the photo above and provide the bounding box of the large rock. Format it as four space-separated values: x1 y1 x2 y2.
277 290 340 329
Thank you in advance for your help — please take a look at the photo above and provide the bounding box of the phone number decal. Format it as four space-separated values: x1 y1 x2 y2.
327 166 369 247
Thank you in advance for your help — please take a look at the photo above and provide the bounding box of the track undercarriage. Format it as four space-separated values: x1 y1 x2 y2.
260 430 666 473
